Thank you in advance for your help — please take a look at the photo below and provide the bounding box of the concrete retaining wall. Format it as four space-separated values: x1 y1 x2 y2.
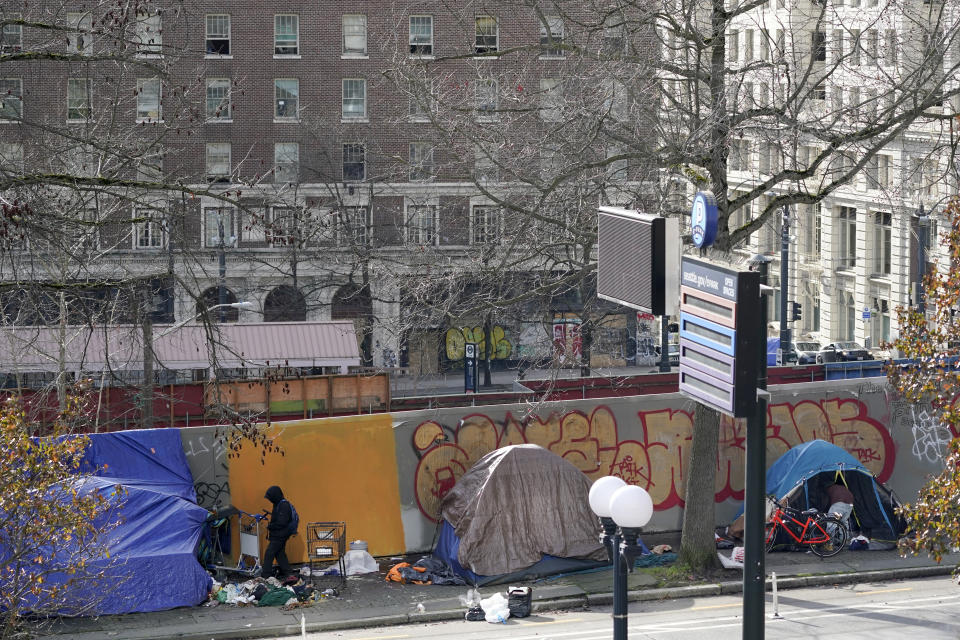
181 377 947 562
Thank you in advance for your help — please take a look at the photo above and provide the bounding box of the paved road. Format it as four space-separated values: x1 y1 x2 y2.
271 575 960 640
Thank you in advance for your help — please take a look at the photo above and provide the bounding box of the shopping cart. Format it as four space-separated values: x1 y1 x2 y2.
214 510 267 578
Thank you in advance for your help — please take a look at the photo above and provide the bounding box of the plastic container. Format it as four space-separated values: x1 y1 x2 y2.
349 540 368 551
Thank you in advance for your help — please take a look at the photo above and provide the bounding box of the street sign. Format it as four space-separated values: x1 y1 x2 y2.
596 208 679 315
678 257 762 417
862 307 871 320
691 191 719 249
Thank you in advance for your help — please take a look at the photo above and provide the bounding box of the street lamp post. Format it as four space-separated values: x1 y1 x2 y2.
218 215 227 324
917 204 929 315
589 476 654 640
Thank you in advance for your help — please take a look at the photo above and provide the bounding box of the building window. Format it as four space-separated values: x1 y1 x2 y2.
206 15 230 55
271 207 301 246
409 79 434 121
812 30 826 62
475 16 498 55
837 206 856 269
1 19 22 52
342 78 366 119
475 146 498 182
849 29 860 66
539 77 562 121
338 207 368 245
204 207 235 247
134 209 165 249
274 79 299 120
407 203 437 245
205 78 231 120
343 143 365 181
475 79 498 117
409 142 434 181
873 211 891 275
842 291 856 340
274 142 299 183
343 14 367 56
0 142 24 172
410 16 433 56
205 143 230 182
67 12 93 55
67 78 91 121
539 16 564 56
472 205 500 244
136 78 161 121
135 10 162 55
603 15 625 55
274 15 299 55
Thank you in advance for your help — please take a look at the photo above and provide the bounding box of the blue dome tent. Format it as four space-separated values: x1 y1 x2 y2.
733 440 905 542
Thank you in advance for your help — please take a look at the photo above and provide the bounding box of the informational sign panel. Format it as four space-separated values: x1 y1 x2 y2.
596 208 679 315
464 343 478 393
678 257 762 417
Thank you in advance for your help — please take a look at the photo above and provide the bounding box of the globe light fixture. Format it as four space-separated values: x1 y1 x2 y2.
588 476 653 640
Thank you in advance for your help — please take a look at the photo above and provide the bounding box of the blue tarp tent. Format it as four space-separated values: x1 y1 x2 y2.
79 429 197 501
41 476 212 615
735 440 905 541
9 429 211 615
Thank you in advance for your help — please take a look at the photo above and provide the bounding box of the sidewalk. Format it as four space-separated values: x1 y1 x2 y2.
41 548 958 640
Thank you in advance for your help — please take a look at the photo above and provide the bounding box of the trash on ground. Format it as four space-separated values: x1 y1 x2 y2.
479 592 510 623
208 574 321 607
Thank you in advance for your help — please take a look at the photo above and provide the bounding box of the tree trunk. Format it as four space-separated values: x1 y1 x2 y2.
679 403 721 571
579 320 593 378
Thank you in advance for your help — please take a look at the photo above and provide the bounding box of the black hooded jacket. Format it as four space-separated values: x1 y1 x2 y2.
264 485 292 541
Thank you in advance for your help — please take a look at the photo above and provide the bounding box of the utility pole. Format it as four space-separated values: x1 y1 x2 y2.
779 206 791 363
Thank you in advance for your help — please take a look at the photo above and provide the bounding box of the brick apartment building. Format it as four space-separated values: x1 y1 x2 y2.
0 1 652 382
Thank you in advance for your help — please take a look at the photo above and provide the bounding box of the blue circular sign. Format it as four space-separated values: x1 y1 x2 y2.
691 191 719 248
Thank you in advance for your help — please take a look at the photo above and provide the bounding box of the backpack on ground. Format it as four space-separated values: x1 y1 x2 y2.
282 499 299 537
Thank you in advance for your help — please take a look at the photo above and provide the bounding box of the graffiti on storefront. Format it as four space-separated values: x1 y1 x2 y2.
445 326 512 361
411 399 895 521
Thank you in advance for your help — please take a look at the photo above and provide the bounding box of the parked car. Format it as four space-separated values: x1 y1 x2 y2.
655 343 680 367
816 341 872 363
795 341 821 364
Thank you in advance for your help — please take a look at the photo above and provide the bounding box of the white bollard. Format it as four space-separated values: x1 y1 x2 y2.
301 613 306 638
771 571 780 618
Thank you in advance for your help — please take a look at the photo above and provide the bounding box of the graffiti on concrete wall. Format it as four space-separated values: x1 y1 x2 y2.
182 429 231 510
908 406 953 463
445 326 512 361
411 398 895 521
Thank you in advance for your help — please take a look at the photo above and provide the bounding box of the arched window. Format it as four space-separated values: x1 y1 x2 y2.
197 286 239 323
264 285 306 322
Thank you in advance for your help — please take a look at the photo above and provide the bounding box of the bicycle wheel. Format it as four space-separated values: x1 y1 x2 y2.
764 522 779 552
809 516 848 557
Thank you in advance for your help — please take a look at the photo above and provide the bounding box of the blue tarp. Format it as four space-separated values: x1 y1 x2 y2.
734 440 904 541
41 476 212 615
433 520 610 586
10 429 211 615
79 429 196 502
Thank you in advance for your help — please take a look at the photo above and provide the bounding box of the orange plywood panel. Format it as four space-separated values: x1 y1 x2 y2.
228 414 404 563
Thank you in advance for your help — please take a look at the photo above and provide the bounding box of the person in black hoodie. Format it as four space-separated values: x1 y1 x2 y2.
262 485 293 579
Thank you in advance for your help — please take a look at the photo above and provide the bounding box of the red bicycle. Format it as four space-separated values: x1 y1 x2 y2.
764 495 848 557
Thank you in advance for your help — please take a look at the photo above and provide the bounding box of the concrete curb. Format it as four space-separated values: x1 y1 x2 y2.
44 565 956 640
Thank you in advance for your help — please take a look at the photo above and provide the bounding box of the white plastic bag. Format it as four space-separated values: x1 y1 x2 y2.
480 592 510 623
458 588 482 608
343 549 379 575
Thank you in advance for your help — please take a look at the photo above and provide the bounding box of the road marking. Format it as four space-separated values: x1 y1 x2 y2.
350 635 411 640
519 618 585 626
855 587 912 596
690 603 742 611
